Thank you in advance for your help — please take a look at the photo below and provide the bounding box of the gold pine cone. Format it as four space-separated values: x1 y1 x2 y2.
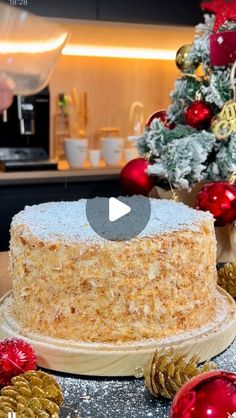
218 262 236 298
144 348 217 399
0 370 64 418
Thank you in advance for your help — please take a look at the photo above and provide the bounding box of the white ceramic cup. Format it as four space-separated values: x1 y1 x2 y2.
64 138 88 168
101 137 124 166
89 149 101 167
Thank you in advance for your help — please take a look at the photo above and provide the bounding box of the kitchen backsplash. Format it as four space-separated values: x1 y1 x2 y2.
48 21 193 157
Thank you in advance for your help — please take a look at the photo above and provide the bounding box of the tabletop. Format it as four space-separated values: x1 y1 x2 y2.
1 251 235 418
0 167 120 186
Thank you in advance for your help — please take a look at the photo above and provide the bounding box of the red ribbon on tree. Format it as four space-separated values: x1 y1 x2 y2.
201 0 236 33
210 31 236 66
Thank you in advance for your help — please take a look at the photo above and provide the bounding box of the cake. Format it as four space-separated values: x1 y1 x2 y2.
9 198 217 343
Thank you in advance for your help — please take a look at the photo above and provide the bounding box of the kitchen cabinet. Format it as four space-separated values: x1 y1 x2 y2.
98 0 202 26
2 0 97 20
3 0 203 25
0 172 121 251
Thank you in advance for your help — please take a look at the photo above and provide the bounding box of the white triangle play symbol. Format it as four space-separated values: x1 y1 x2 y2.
109 197 131 222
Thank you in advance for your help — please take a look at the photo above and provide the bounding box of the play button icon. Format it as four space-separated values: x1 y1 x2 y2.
109 197 131 222
86 195 151 241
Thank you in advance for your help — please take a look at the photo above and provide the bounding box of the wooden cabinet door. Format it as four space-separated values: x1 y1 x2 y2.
98 0 202 26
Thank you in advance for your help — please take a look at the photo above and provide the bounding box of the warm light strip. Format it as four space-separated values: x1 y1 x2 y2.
0 33 68 54
0 39 176 60
62 45 176 60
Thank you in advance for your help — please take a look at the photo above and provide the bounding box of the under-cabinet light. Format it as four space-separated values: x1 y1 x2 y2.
0 33 68 54
62 45 176 60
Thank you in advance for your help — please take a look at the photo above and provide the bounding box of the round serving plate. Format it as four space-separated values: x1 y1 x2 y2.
0 287 236 377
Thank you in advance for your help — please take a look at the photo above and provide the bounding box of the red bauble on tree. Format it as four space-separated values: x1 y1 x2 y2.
196 181 236 226
185 100 213 130
120 158 155 196
170 370 236 418
0 338 37 386
146 110 175 129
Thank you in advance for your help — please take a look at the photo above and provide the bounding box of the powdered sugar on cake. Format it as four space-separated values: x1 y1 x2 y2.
11 197 213 244
10 196 217 344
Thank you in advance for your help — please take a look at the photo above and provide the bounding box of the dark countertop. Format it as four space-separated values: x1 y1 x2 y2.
56 336 236 418
0 167 120 186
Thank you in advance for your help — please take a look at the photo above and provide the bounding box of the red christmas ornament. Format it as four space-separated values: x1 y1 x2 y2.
195 181 236 226
0 338 37 386
170 370 236 418
146 110 175 129
120 158 155 196
201 0 236 33
185 100 213 130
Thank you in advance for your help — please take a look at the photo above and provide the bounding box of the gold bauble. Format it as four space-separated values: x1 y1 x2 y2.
176 44 200 73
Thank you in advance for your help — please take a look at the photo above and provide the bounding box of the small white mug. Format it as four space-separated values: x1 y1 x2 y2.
101 137 123 166
89 149 101 167
64 138 88 168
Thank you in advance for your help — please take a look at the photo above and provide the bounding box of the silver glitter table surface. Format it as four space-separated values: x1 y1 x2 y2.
51 337 236 418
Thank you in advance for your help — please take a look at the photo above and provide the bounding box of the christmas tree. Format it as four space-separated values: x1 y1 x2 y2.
137 0 236 190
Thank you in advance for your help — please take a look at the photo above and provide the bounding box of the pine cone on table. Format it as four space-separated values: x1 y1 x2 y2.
0 370 63 417
144 348 217 399
218 262 236 298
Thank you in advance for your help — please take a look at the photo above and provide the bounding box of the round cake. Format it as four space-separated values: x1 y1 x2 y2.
9 198 217 343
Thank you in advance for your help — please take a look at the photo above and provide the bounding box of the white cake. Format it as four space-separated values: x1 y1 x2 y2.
9 198 217 343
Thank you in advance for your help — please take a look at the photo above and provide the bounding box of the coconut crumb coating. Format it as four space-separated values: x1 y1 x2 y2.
9 198 217 343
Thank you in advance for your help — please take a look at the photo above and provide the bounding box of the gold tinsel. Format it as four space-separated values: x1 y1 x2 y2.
0 370 63 418
218 262 236 298
144 348 217 399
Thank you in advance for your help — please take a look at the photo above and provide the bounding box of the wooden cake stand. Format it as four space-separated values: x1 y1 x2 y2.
0 286 236 377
